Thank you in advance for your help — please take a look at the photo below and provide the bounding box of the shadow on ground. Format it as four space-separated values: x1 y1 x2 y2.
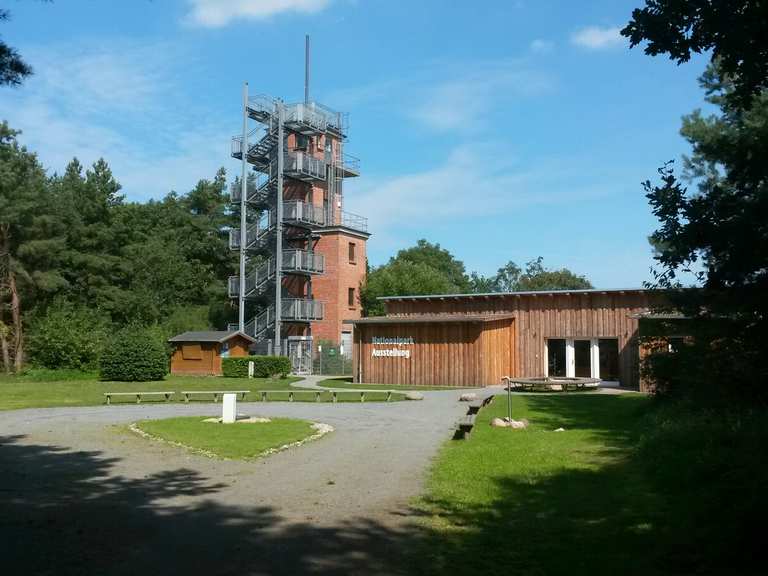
3 395 765 576
0 434 418 576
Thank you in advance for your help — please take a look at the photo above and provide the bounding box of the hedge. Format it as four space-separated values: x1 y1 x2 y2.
99 326 168 382
222 355 291 378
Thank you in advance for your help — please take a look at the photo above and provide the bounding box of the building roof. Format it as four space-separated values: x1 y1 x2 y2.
343 313 516 325
168 331 256 344
377 287 650 302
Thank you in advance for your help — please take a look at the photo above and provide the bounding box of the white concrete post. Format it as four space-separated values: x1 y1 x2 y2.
247 361 255 379
222 393 237 424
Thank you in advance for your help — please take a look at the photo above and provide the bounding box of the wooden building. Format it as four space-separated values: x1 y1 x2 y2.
169 331 254 376
345 289 661 390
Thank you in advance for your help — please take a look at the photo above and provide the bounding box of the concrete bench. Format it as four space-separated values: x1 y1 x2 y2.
256 390 396 403
104 391 175 405
466 394 495 414
456 414 477 439
181 390 250 403
454 395 495 438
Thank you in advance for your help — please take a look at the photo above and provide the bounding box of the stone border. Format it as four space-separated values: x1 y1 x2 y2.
128 419 334 461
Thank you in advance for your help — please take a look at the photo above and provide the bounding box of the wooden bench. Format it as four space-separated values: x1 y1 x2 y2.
104 391 175 405
181 390 250 403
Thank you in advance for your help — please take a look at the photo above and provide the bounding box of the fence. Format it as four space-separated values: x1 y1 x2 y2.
313 339 353 376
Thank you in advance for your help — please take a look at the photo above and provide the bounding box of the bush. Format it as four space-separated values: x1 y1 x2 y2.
27 300 108 371
99 325 168 381
222 355 291 378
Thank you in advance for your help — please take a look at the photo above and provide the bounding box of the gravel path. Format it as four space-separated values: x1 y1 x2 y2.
0 380 467 576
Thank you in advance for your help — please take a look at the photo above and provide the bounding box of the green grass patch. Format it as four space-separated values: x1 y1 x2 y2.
135 416 317 459
317 377 476 391
0 373 301 411
410 394 768 576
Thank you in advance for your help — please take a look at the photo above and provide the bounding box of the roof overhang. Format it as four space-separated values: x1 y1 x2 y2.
343 313 515 325
168 331 256 344
378 288 652 302
315 226 371 240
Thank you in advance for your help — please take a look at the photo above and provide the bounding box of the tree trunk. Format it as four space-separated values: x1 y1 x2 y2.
0 323 9 374
10 271 22 372
0 224 20 372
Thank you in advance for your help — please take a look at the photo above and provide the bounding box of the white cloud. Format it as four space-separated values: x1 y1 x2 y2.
0 40 232 201
529 39 554 54
185 0 333 27
329 59 555 133
344 144 614 251
411 63 553 131
571 26 624 50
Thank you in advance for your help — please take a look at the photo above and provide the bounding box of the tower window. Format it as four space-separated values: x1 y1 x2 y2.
294 134 309 150
348 287 355 308
348 242 356 263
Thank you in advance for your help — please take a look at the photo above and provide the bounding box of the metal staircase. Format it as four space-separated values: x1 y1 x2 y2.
230 85 364 367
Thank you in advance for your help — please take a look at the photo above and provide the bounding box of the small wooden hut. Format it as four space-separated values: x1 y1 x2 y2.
168 331 254 376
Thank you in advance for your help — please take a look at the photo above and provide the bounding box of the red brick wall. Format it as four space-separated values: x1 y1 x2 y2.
311 231 367 344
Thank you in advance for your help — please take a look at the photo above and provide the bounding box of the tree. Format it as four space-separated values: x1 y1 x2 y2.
622 0 768 108
469 258 592 293
360 260 459 316
392 239 472 292
516 257 593 291
0 8 32 86
0 123 62 371
641 64 768 400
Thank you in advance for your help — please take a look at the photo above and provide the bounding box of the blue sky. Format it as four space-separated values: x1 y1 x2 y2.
0 0 709 288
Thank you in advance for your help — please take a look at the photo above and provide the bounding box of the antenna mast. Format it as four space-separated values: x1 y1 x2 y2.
305 34 310 104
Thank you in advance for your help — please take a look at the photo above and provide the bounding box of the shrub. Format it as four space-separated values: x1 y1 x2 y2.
222 355 291 378
28 300 108 371
99 325 168 381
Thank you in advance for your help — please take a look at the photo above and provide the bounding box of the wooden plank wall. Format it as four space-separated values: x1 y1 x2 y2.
353 319 515 387
171 337 250 376
480 318 515 384
385 292 655 389
171 343 217 375
355 322 487 387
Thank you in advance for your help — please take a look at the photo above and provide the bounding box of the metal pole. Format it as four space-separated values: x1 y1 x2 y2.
238 82 249 332
507 379 512 423
305 34 310 105
274 100 285 356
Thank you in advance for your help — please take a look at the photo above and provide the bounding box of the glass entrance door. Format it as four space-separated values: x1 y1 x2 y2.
288 338 312 375
546 338 608 379
547 339 567 377
598 338 619 381
574 340 592 377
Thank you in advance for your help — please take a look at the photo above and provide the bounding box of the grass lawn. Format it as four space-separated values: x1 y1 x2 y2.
135 416 318 459
0 371 301 411
318 377 478 391
409 393 768 576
